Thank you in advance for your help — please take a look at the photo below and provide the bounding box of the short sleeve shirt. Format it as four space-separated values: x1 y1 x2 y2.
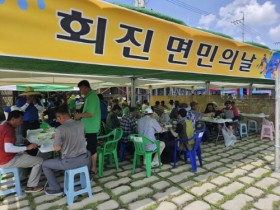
0 122 16 165
138 116 162 151
81 90 101 134
54 119 87 159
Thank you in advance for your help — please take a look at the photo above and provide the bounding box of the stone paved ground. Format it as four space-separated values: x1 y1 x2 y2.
1 134 280 210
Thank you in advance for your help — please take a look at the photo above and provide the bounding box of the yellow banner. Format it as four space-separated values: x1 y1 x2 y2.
0 0 277 79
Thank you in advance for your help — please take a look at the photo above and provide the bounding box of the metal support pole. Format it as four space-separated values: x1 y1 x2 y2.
130 77 136 107
275 64 280 172
205 81 210 95
249 83 253 96
148 85 152 103
126 86 129 104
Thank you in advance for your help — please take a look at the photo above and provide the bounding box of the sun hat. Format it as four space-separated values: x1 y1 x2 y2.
19 87 41 96
144 107 153 114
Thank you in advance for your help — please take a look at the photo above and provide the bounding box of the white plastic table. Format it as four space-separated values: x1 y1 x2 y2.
200 117 232 124
199 117 233 143
240 113 269 118
27 128 55 153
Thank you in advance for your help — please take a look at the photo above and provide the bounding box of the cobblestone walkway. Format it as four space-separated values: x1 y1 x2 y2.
1 134 279 210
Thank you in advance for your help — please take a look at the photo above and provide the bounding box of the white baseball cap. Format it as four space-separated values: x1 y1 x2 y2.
10 106 22 111
144 107 153 114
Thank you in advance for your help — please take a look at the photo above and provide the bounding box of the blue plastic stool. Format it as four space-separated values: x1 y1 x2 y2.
239 123 248 138
64 165 93 205
247 120 258 133
0 168 22 198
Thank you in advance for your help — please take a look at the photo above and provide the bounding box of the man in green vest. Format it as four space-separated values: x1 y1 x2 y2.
75 80 101 175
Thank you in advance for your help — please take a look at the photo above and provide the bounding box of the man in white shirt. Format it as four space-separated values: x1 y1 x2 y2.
137 107 165 167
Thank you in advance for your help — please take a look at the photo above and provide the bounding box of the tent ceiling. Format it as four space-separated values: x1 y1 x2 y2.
0 56 275 90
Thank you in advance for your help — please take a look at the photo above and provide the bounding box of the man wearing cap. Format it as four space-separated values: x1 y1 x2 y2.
16 87 44 138
0 110 43 193
75 80 101 175
137 107 165 167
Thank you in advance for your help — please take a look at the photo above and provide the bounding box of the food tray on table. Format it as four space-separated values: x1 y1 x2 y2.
26 128 55 153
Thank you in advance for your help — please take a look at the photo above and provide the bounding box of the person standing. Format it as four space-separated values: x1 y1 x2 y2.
74 80 101 175
43 107 89 195
0 110 43 193
16 87 44 138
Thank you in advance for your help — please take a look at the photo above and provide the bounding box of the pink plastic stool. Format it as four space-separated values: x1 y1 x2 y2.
260 122 274 141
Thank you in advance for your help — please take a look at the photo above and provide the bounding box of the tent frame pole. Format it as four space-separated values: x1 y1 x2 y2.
275 64 280 172
130 77 136 107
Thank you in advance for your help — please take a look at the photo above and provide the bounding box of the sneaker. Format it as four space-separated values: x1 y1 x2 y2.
25 186 44 193
45 189 63 196
151 161 162 167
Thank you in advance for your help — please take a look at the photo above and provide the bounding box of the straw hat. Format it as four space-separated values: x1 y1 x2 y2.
19 87 41 96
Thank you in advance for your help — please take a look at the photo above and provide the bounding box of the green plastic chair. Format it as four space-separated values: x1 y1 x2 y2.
40 122 51 129
97 128 123 177
129 134 162 177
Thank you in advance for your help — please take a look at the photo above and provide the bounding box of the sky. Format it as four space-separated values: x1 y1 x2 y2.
105 0 280 50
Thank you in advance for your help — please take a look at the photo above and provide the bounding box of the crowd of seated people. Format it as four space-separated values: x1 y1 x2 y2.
1 89 244 198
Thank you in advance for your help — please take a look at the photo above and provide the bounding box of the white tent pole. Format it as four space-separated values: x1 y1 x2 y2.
148 85 152 103
126 86 129 103
249 83 253 96
275 64 280 172
130 77 136 107
221 87 224 98
205 81 210 95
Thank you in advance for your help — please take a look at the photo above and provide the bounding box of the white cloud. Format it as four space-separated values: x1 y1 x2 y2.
198 14 216 29
245 1 279 25
269 25 280 41
213 0 280 48
217 0 279 27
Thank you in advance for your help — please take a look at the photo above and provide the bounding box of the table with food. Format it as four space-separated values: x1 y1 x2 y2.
26 128 55 153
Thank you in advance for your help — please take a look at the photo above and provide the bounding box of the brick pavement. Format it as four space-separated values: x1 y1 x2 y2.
1 134 279 210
